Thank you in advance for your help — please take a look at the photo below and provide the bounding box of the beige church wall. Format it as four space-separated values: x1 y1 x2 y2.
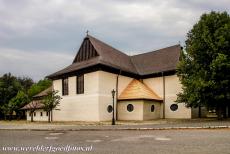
68 76 76 96
98 95 113 121
26 110 48 121
143 101 161 120
144 75 191 119
84 71 100 94
98 71 133 96
118 100 144 120
164 75 191 119
53 79 62 96
143 76 164 118
52 94 100 121
52 71 100 121
98 71 134 121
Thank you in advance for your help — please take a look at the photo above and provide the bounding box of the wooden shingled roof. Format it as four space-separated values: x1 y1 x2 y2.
21 100 44 110
33 86 52 98
118 79 162 101
47 35 181 79
21 87 52 110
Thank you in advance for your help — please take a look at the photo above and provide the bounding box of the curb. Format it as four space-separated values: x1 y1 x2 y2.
0 126 230 131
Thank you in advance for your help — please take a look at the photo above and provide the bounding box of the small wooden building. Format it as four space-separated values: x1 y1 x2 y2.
21 87 52 121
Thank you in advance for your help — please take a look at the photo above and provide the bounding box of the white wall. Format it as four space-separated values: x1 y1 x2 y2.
143 101 161 120
52 71 100 121
52 71 191 121
144 75 191 119
98 71 133 121
26 109 48 121
118 100 144 120
118 100 161 120
52 71 133 121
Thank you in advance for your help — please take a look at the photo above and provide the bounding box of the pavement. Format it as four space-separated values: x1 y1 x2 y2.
1 118 230 131
1 129 230 154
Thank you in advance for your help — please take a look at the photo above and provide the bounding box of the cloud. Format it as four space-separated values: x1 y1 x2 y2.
0 48 72 81
0 0 229 80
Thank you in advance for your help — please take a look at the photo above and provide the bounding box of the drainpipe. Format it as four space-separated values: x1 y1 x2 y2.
116 70 121 120
162 72 166 119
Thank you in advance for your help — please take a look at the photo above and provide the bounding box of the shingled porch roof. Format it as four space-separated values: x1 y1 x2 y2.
118 79 162 101
47 35 181 79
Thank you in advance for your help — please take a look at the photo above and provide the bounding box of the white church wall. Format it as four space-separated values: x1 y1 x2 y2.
118 100 144 120
52 71 100 121
143 101 161 120
98 71 133 121
144 75 191 119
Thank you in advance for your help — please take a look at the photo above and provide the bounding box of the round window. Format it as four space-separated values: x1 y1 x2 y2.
170 104 178 111
107 105 113 113
127 104 134 112
151 105 155 112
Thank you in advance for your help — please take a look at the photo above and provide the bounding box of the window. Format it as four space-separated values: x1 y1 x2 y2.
46 112 49 116
34 112 36 117
151 105 155 112
107 105 113 113
127 104 134 112
170 104 178 111
77 74 84 94
40 112 43 116
62 78 68 95
29 112 31 117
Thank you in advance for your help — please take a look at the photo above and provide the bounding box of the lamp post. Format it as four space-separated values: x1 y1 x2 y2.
111 89 116 125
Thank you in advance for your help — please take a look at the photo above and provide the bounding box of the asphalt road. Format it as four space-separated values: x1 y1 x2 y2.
0 129 230 154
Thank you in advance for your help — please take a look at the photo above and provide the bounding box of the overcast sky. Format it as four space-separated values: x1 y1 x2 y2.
0 0 229 81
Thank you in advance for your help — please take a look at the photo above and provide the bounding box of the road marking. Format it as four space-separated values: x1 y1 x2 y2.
49 132 63 136
45 137 58 140
155 137 171 141
111 135 157 142
86 139 102 143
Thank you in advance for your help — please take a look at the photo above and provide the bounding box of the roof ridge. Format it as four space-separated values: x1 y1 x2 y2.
88 35 138 74
131 44 180 57
87 35 129 56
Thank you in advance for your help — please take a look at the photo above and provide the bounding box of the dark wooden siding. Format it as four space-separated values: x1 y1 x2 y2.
73 38 99 63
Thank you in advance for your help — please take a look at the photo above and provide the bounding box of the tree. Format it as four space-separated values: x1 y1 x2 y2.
8 91 30 120
177 11 230 119
17 77 34 92
28 79 52 98
0 73 22 119
42 90 62 122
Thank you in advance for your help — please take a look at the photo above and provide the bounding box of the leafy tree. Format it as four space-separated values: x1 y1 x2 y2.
42 90 61 122
177 11 230 119
28 79 52 98
17 77 34 92
8 91 30 120
0 73 22 118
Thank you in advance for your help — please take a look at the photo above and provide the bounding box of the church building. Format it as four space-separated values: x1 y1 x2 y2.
26 35 194 121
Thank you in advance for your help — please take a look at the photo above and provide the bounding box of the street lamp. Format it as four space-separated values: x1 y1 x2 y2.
111 89 116 125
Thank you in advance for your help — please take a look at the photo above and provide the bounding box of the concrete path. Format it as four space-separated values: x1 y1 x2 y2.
1 119 230 131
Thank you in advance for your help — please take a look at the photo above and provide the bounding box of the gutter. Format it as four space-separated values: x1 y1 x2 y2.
116 70 122 120
162 72 166 119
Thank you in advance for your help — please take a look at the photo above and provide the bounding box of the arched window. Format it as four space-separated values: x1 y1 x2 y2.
151 105 155 112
